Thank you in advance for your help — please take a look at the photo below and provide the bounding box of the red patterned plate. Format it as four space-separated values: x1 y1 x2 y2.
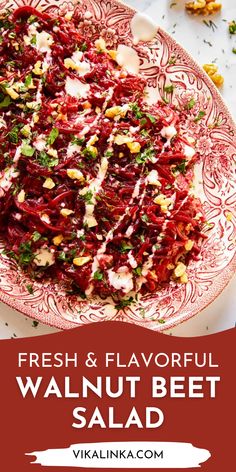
0 0 235 331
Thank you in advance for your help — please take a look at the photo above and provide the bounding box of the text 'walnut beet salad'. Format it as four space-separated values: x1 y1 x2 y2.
0 7 206 300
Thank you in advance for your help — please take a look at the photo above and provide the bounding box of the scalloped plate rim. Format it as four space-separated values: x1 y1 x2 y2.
0 0 235 332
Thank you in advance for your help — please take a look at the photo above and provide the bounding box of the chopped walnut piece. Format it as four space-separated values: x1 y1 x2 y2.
185 0 222 16
203 64 224 87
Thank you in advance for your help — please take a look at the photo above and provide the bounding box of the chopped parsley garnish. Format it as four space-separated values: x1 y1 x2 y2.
164 84 175 93
229 20 236 35
105 150 113 157
146 113 156 124
133 266 142 276
21 141 35 157
32 231 42 242
93 270 104 281
0 95 11 108
26 284 34 294
154 244 161 250
47 127 59 145
141 214 149 223
8 31 16 39
58 249 77 262
71 136 85 146
232 48 236 54
19 241 34 266
70 231 77 240
186 99 196 110
194 111 206 122
140 118 147 126
24 74 33 87
139 307 146 317
30 35 37 45
8 125 19 144
174 159 187 174
37 151 58 168
115 296 134 310
82 147 97 159
82 190 93 204
162 96 169 104
168 55 176 65
136 147 156 165
0 18 13 30
140 129 149 137
27 15 37 24
120 242 134 252
203 20 217 32
57 251 67 262
130 102 143 119
80 42 87 52
157 318 166 324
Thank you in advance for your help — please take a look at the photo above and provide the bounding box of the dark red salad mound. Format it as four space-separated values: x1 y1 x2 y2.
0 7 206 299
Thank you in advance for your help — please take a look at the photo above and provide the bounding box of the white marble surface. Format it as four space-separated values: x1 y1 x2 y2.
0 0 235 338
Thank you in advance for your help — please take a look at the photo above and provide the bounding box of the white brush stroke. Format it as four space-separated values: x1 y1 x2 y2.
26 441 211 468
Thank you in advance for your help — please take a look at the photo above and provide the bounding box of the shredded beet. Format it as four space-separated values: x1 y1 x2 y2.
0 7 206 299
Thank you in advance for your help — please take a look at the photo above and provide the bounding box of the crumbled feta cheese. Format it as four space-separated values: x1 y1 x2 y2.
184 145 196 159
71 50 83 63
34 135 46 151
108 266 134 293
34 248 55 266
65 76 90 99
147 170 161 186
161 125 177 140
0 167 19 192
64 56 90 76
41 213 50 224
128 252 138 268
84 204 98 228
116 45 140 74
67 143 81 158
36 31 54 53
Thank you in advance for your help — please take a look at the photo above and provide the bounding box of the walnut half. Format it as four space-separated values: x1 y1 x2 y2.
185 0 222 16
203 64 224 88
